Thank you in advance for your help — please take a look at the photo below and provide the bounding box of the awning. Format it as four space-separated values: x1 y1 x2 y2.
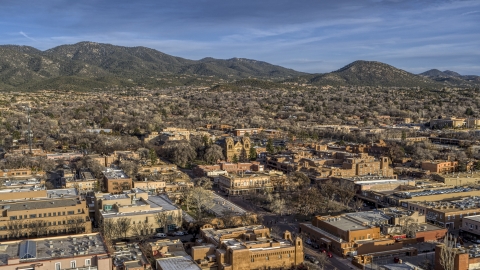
320 238 332 243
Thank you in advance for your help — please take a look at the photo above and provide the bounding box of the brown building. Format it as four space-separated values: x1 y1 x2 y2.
421 160 459 174
434 243 480 270
299 214 402 257
103 169 132 194
191 224 303 270
0 233 111 270
405 196 480 230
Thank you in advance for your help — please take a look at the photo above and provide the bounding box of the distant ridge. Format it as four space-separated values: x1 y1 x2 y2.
0 41 478 91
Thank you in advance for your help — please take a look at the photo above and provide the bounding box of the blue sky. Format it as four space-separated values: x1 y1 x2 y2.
1 0 480 75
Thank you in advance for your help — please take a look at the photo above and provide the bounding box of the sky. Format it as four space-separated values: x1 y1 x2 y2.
1 0 480 75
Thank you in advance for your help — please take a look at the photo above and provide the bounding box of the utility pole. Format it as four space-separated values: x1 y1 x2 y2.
26 106 33 155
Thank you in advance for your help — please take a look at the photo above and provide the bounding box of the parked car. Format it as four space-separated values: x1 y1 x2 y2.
305 239 312 245
173 231 185 236
155 233 167 238
305 255 319 264
326 252 333 258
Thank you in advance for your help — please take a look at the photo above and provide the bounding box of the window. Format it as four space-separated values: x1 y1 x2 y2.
53 213 56 216
62 212 65 216
55 263 61 270
38 214 42 217
67 211 74 215
48 213 51 217
266 256 269 260
10 216 17 220
85 259 91 266
251 258 254 262
30 214 37 218
70 260 76 268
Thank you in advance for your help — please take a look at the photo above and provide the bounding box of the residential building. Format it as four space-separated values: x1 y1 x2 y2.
191 225 303 270
421 159 458 173
0 233 111 270
64 168 97 193
103 168 132 194
95 190 182 237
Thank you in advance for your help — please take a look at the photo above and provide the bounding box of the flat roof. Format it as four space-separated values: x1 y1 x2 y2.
0 198 79 211
156 256 201 270
103 169 130 180
0 234 107 266
323 217 369 231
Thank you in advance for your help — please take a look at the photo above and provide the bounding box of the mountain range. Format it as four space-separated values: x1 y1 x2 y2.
0 41 478 91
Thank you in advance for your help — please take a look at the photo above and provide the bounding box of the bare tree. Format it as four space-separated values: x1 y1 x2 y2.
203 144 224 164
27 220 48 237
154 212 169 233
64 216 86 234
439 233 457 270
100 218 118 241
188 187 214 220
116 217 132 239
219 209 238 228
7 220 25 239
193 177 213 189
131 221 153 241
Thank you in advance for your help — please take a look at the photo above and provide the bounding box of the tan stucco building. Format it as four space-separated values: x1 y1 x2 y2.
192 225 303 270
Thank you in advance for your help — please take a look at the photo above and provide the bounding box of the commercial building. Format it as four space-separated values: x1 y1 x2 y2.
0 233 111 270
191 225 303 270
217 172 274 196
432 172 480 186
299 214 396 257
0 188 91 240
95 189 182 237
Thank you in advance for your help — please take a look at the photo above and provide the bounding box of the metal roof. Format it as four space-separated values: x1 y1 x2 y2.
19 240 36 259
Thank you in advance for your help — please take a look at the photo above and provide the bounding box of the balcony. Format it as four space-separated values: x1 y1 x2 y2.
62 267 98 270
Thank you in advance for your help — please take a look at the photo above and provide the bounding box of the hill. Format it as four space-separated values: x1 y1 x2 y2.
309 60 439 87
420 69 480 86
0 42 478 91
0 42 306 91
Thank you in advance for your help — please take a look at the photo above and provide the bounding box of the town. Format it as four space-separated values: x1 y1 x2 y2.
1 88 480 270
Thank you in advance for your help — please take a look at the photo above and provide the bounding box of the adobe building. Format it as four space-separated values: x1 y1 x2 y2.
94 190 182 237
217 172 274 196
403 194 480 230
0 188 91 240
421 159 458 174
434 243 480 270
102 168 132 194
432 172 480 186
191 225 303 270
0 233 111 270
300 214 406 257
